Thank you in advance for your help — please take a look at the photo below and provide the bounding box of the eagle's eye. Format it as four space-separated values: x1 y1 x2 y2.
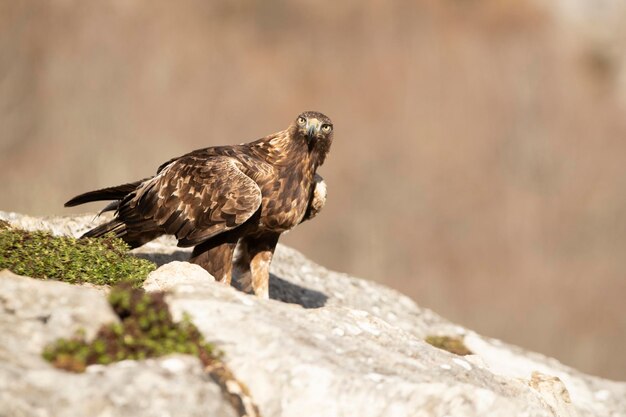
297 116 307 126
321 124 332 133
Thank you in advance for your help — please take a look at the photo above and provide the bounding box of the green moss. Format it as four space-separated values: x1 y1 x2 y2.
43 283 220 372
0 225 155 287
425 335 473 356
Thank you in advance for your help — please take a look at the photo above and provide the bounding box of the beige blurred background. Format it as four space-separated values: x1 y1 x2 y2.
2 0 626 379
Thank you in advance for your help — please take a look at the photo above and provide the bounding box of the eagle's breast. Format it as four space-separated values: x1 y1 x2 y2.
255 164 314 232
234 126 327 234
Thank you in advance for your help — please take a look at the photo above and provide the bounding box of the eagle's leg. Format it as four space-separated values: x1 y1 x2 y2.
233 240 253 293
235 233 280 299
189 233 239 285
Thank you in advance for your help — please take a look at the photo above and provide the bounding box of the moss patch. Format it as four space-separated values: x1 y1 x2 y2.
425 335 473 356
0 225 155 287
43 283 220 372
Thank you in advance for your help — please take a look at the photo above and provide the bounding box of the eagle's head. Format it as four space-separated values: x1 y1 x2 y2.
294 111 333 163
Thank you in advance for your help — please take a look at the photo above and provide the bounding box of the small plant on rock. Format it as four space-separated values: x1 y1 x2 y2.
425 335 473 356
42 283 220 372
0 224 155 287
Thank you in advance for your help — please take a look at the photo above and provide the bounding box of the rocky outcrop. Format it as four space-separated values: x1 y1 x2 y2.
1 212 625 417
0 270 238 417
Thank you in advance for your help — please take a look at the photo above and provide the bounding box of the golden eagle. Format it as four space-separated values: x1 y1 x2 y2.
65 111 333 298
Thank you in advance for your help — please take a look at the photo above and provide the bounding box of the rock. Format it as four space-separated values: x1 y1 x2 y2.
162 276 626 417
0 270 236 417
0 269 117 366
528 372 577 417
1 212 626 417
0 211 107 238
143 261 215 292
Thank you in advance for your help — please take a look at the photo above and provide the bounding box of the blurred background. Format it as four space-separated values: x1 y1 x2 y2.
1 0 626 380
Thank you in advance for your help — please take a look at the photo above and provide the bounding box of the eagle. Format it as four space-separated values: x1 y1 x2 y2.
65 111 333 298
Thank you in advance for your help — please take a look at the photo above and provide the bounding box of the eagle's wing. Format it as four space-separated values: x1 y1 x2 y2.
121 155 262 247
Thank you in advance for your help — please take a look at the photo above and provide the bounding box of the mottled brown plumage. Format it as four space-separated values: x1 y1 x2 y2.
65 111 333 298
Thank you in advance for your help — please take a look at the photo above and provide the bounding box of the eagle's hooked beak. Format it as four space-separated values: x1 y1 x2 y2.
305 118 321 141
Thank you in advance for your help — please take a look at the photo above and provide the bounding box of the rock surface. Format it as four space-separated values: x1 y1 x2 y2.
1 211 625 417
143 260 215 292
0 270 237 417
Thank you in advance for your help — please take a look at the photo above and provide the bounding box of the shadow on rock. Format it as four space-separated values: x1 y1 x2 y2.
268 273 328 309
136 251 328 308
135 251 191 267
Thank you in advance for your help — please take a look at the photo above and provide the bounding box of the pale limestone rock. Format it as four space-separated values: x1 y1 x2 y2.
0 269 117 364
1 212 625 417
0 270 235 417
143 261 215 293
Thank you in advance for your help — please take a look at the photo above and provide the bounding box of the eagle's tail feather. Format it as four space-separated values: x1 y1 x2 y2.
64 180 145 207
81 218 127 239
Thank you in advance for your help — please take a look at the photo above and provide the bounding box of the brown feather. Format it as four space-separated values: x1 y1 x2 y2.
64 180 146 207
